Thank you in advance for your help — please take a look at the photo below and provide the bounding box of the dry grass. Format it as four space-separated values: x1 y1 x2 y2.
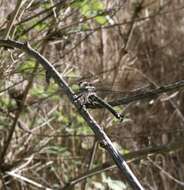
0 0 184 189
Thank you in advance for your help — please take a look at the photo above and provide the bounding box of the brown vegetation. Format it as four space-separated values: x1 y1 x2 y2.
0 0 184 189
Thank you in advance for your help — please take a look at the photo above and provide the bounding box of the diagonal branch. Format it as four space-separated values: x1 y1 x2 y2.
0 39 144 190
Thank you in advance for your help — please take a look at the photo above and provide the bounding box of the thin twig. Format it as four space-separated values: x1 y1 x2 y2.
82 140 98 190
17 0 68 25
148 157 184 187
4 0 24 39
6 171 53 190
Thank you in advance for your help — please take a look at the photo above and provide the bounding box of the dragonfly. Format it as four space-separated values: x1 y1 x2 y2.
75 82 124 121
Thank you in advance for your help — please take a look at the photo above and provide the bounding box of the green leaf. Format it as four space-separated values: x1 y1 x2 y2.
72 0 108 25
90 0 104 10
71 0 87 9
46 83 58 93
80 0 104 17
17 58 36 74
35 22 48 31
95 15 108 25
81 23 90 30
0 96 10 107
31 85 47 98
71 0 86 8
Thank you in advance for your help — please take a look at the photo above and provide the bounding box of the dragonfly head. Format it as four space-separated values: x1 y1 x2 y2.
79 81 96 92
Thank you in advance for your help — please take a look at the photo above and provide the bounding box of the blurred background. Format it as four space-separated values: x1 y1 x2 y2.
0 0 184 189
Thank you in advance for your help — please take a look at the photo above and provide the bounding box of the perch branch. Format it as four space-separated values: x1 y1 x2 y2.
0 39 144 190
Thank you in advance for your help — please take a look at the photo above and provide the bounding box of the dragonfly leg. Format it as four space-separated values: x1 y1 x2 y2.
73 93 83 101
117 113 124 122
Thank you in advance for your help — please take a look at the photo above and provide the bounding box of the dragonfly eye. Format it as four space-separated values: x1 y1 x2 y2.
79 82 96 93
79 82 91 89
79 81 88 87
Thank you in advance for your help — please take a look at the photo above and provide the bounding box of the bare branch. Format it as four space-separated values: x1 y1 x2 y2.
0 39 144 190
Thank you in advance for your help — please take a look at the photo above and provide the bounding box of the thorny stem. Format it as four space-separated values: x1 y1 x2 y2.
0 39 144 190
